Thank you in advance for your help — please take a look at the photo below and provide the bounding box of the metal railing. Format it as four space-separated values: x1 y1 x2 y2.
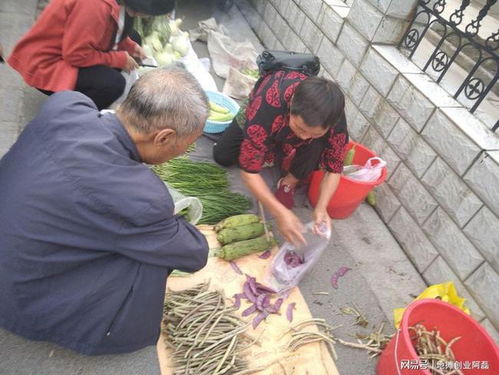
399 0 498 132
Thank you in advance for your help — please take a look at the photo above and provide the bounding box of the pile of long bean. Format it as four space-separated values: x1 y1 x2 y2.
409 323 462 375
285 319 392 361
163 283 261 375
285 318 340 360
152 159 252 225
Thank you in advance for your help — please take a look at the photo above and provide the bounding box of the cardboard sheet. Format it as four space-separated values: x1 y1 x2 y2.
156 226 339 375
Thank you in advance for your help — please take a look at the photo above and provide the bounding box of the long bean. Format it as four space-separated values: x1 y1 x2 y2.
163 283 253 374
409 323 463 375
214 335 238 374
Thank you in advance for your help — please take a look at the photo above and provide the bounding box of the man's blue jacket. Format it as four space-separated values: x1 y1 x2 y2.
0 92 209 355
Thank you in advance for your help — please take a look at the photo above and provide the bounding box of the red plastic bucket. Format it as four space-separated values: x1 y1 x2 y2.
377 299 499 375
308 141 387 219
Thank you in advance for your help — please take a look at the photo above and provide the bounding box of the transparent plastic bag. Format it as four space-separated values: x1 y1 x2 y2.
164 182 203 225
111 70 140 107
266 222 331 293
342 157 386 182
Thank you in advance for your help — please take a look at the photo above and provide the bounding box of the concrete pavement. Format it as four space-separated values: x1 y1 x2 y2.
0 0 46 158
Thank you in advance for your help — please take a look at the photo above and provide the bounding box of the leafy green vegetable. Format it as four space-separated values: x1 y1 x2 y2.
152 158 252 225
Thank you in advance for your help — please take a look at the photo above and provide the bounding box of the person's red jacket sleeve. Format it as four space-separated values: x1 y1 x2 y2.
118 37 138 55
61 0 127 69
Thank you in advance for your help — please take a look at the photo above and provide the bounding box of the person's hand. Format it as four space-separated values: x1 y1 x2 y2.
312 208 331 237
275 209 306 246
132 45 147 60
123 52 139 72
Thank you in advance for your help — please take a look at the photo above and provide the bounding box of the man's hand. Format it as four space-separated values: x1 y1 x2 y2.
275 209 306 246
123 52 139 73
132 45 147 61
312 208 331 236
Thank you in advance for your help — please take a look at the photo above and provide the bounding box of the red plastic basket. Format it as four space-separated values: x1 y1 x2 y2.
377 299 499 374
308 141 387 219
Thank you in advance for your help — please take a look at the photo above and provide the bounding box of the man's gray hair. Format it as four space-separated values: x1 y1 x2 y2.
117 67 209 137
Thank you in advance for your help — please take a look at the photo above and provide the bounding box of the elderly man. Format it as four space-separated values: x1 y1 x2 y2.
0 68 209 356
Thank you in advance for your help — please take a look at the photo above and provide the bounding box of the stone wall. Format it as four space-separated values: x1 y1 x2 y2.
234 0 499 341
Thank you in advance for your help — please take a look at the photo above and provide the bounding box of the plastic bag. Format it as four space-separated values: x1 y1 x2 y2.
207 30 258 79
110 70 140 108
179 40 218 91
343 157 386 182
164 182 203 225
223 66 258 100
266 222 331 293
393 281 470 328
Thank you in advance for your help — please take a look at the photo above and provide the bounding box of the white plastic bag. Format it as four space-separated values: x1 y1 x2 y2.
266 222 331 293
207 30 258 79
110 70 140 108
342 157 386 182
179 40 218 91
164 182 203 225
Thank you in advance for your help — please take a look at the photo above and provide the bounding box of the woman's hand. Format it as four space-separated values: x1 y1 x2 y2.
239 171 306 246
312 208 331 236
132 45 147 60
275 209 306 246
123 52 139 73
313 172 339 236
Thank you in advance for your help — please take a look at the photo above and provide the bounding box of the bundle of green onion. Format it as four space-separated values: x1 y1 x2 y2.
152 158 252 225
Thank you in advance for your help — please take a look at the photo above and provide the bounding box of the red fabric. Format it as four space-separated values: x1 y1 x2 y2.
239 139 266 172
320 133 348 173
239 71 348 175
8 0 137 92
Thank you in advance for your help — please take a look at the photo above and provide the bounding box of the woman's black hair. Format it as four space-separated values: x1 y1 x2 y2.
290 77 345 129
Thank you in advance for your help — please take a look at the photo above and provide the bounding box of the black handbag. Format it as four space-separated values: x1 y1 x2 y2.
256 50 320 77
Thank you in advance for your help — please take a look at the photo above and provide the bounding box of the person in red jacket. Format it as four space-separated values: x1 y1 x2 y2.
8 0 174 110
